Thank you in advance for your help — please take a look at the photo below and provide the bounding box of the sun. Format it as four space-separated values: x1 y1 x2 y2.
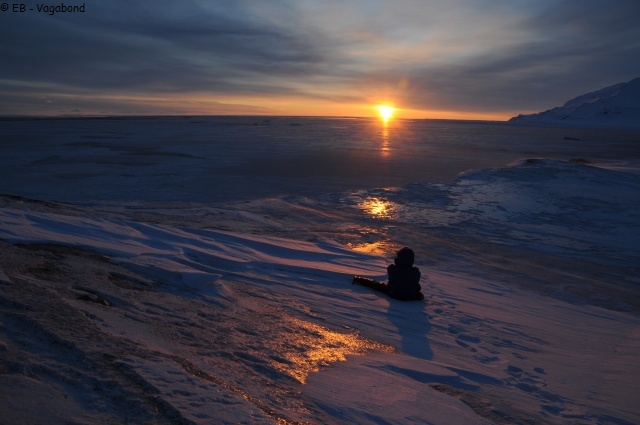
377 105 395 122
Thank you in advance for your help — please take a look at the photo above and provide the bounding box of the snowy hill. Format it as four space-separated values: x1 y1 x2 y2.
509 77 640 127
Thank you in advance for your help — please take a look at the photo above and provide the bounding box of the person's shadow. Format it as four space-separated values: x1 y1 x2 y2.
387 298 433 360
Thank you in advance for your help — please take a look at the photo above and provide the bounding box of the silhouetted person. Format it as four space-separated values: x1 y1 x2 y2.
353 247 423 301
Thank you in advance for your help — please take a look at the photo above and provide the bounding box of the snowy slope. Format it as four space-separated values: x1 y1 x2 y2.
509 77 640 126
0 209 490 424
1 182 639 424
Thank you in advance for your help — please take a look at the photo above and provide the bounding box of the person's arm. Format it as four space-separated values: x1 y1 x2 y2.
387 264 395 281
413 267 422 291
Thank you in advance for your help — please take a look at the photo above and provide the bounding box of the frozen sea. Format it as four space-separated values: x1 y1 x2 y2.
2 116 639 203
1 116 639 424
2 116 639 274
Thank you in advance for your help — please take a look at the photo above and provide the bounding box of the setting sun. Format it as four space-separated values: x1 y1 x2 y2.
377 105 395 121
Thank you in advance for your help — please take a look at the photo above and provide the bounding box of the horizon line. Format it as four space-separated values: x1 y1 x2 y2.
0 113 509 123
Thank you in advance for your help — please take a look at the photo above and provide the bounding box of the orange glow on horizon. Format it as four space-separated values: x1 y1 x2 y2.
43 91 513 121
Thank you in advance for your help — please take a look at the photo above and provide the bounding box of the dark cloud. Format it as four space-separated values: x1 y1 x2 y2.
394 0 640 113
1 1 332 95
1 0 639 116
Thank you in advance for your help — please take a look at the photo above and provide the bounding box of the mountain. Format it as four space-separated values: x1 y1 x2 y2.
509 77 640 126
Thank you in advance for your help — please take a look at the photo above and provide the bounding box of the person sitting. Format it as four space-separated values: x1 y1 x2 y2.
353 247 424 301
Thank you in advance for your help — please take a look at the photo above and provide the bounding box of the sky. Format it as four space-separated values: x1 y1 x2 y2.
1 0 639 120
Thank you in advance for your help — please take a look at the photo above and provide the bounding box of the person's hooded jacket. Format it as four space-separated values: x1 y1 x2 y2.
386 247 422 300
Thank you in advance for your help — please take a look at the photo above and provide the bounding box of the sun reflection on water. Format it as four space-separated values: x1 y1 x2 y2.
375 105 395 156
381 121 390 156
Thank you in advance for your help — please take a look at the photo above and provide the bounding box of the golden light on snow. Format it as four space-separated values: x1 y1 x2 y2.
271 318 393 384
348 240 393 256
359 196 397 219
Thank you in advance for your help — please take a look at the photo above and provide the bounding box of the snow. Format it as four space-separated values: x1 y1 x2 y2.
1 181 639 424
451 159 640 263
509 77 640 127
1 118 640 424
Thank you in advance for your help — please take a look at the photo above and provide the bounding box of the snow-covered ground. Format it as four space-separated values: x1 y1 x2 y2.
1 118 639 424
510 77 640 127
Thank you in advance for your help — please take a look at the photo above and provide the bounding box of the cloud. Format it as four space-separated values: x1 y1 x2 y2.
2 2 333 93
352 1 640 114
1 0 639 116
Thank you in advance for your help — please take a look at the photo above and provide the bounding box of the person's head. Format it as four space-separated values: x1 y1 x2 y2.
394 247 415 267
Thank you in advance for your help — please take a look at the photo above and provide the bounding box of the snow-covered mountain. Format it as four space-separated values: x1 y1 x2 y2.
509 77 640 126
